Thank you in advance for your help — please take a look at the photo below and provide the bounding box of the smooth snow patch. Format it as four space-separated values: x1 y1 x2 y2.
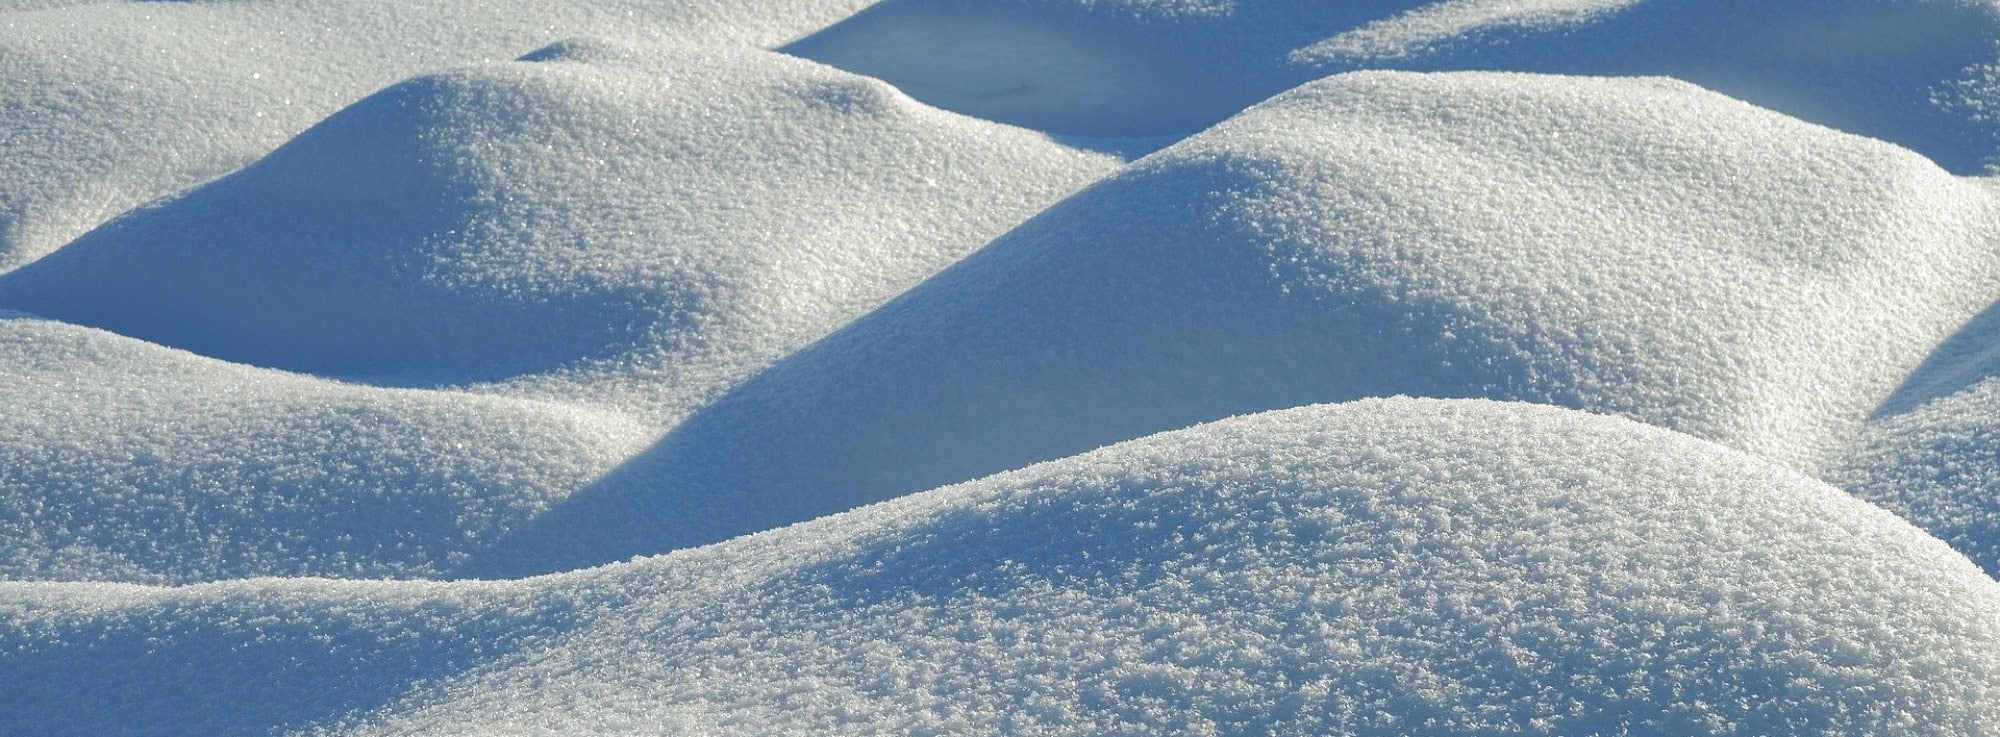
783 0 1413 137
1308 0 1641 59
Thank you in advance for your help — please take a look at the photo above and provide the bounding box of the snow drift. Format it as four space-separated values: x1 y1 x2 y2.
0 0 881 271
788 0 2000 173
10 400 2000 736
0 41 1114 422
495 71 2000 572
0 313 654 583
8 1 2000 734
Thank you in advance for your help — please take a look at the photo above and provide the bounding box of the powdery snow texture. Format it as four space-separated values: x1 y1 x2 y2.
0 313 654 583
0 41 1113 422
502 71 2000 572
0 0 879 270
5 0 2000 735
0 42 1111 583
11 401 2000 736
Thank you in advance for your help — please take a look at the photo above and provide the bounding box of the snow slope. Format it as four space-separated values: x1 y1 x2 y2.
0 41 1114 583
10 401 2000 736
0 313 655 583
0 40 1113 422
8 0 2000 734
0 0 879 271
496 71 2000 572
789 0 2000 173
1838 378 2000 578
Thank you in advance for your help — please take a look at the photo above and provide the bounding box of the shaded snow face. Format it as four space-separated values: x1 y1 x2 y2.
0 41 1113 584
790 0 2000 173
0 314 657 583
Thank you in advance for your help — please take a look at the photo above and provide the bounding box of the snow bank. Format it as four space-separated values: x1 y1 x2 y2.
500 71 2000 571
787 0 2000 172
0 41 1114 421
12 400 2000 735
0 313 653 583
0 0 877 271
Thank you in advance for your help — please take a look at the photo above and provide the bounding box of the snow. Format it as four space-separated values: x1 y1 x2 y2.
0 0 878 271
0 40 1112 422
6 0 2000 734
12 401 2000 735
0 313 655 583
501 71 2000 572
789 0 2000 173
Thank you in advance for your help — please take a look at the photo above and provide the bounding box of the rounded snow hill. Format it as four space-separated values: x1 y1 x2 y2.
0 0 878 270
0 313 655 584
9 399 2000 735
497 70 2000 570
787 0 2000 173
0 41 1115 422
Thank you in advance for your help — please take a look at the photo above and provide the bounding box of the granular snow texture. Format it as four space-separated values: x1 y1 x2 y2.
500 71 2000 572
10 401 2000 736
5 1 2000 735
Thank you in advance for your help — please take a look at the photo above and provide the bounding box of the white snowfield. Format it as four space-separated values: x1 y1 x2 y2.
5 1 2000 735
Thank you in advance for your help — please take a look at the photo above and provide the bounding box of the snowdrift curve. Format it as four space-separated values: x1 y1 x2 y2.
0 42 1114 423
9 399 2000 735
495 70 2000 572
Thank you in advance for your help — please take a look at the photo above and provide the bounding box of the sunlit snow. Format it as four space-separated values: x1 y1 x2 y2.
4 1 2000 735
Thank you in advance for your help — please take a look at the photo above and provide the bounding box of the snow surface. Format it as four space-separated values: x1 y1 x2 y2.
14 401 2000 736
503 71 2000 571
0 40 1113 421
0 0 879 271
7 0 2000 734
790 0 2000 173
0 313 656 583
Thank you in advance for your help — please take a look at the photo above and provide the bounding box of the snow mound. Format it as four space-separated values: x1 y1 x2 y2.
0 42 1114 421
500 71 2000 570
0 313 654 584
787 0 2000 173
781 0 1583 138
0 0 877 271
12 399 2000 735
